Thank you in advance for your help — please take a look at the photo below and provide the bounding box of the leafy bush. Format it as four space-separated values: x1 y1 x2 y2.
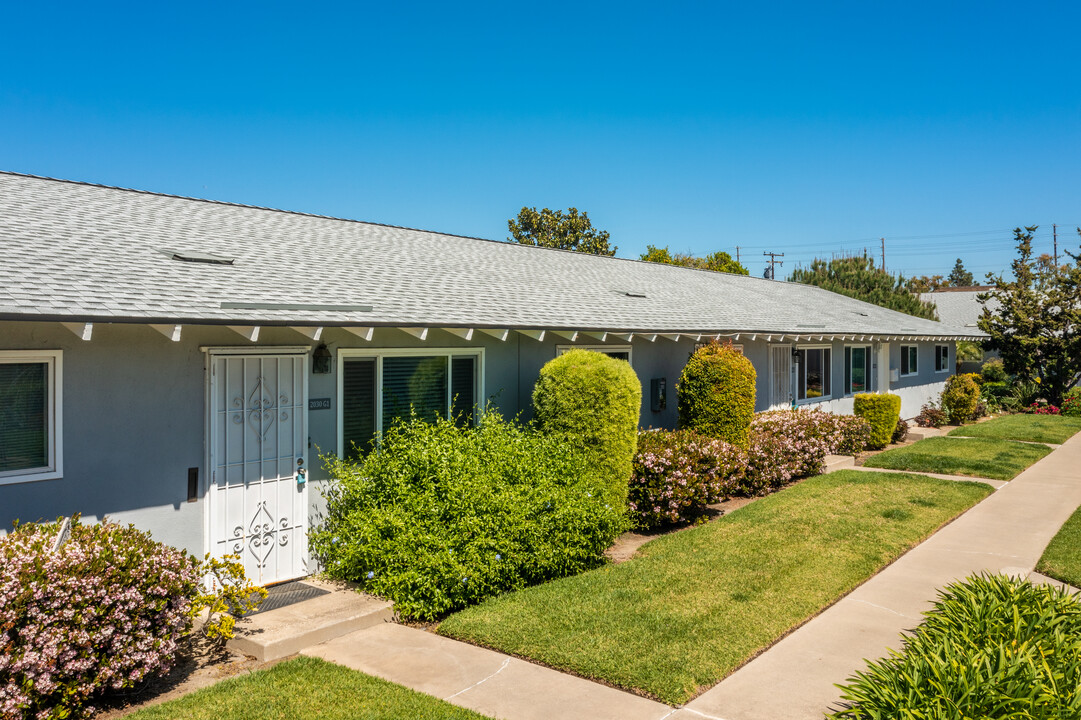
832 574 1081 719
1062 387 1081 417
193 554 268 645
629 430 742 528
891 418 909 444
981 357 1008 383
981 380 1010 399
853 393 901 449
311 412 626 621
0 518 201 720
532 349 642 509
676 341 756 447
940 373 980 425
914 402 948 428
629 409 869 527
1028 401 1061 415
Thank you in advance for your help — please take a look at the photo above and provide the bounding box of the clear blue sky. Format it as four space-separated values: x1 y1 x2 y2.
2 1 1079 280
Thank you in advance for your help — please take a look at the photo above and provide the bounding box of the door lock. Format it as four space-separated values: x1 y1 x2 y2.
295 457 307 486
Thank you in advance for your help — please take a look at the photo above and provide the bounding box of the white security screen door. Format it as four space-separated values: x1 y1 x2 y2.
770 345 793 409
208 353 308 585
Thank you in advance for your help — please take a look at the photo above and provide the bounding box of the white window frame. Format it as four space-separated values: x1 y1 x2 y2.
336 347 485 452
555 345 633 364
845 344 873 396
900 345 919 377
795 344 833 403
934 345 950 373
0 350 63 485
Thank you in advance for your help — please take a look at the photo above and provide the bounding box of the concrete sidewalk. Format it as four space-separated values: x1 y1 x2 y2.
303 432 1081 720
685 430 1081 720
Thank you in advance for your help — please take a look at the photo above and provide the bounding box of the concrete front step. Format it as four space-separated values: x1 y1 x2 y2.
823 454 855 473
228 577 393 661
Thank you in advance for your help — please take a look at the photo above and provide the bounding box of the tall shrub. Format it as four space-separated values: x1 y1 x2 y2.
853 393 901 449
0 519 201 720
311 413 626 620
532 349 642 509
677 341 756 447
940 373 980 424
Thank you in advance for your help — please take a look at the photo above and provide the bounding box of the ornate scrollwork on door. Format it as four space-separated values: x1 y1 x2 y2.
239 501 290 569
228 375 278 441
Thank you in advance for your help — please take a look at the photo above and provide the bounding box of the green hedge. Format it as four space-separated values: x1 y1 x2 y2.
832 574 1081 719
853 393 901 449
311 412 626 620
941 373 980 424
532 349 642 510
676 342 756 447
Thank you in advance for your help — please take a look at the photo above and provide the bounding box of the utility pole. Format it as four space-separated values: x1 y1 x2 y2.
880 238 886 273
736 246 741 265
763 251 784 280
1054 224 1058 268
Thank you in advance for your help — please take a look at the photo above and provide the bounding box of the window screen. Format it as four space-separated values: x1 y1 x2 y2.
901 346 918 376
0 362 48 473
342 358 376 457
935 345 949 372
797 348 831 400
845 347 870 394
450 356 476 427
382 356 448 430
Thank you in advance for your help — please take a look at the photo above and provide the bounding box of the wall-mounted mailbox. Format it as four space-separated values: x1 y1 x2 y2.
651 377 667 412
890 368 900 382
187 467 199 503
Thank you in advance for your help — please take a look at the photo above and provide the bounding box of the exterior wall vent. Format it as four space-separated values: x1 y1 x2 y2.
166 250 235 265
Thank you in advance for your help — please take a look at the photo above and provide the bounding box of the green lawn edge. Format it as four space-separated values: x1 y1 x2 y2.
863 436 1051 480
947 415 1081 445
438 470 992 705
1036 504 1081 589
122 656 493 720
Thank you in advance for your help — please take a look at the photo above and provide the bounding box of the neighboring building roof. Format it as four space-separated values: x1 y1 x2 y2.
0 172 981 339
919 287 997 330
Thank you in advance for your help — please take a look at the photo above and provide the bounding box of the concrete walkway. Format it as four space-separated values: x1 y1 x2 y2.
303 432 1081 720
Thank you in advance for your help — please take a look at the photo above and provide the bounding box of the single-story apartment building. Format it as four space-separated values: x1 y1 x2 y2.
0 172 982 584
919 286 997 372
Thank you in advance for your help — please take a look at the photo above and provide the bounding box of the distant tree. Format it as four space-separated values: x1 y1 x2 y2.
955 340 984 369
640 245 749 275
948 258 974 287
788 255 939 320
508 207 616 256
978 226 1081 403
906 274 945 293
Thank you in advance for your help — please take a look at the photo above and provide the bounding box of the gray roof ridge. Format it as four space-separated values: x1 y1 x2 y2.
0 169 782 287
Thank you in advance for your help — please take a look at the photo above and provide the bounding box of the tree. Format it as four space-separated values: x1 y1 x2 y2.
640 245 749 275
978 226 1081 403
948 258 974 287
788 255 939 320
507 207 616 256
907 275 945 293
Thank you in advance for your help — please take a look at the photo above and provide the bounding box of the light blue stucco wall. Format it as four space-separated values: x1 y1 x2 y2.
0 321 955 555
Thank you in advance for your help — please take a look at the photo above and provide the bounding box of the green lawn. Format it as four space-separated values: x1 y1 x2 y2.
863 436 1051 481
438 471 991 705
1037 504 1081 589
947 414 1081 445
123 656 492 720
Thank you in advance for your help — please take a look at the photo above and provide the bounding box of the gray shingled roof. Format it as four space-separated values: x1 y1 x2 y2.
0 172 981 338
919 288 997 330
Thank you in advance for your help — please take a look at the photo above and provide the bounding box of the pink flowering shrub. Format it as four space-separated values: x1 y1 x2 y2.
628 430 743 527
630 410 870 527
0 518 200 720
751 409 870 457
1028 402 1061 415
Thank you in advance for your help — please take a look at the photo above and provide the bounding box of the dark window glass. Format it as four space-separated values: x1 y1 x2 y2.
450 356 477 427
0 362 48 472
382 356 448 431
342 358 376 458
849 347 867 393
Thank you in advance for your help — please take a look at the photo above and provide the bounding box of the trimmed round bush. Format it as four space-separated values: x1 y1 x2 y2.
676 341 756 447
981 358 1008 383
941 373 980 424
853 393 902 449
0 518 201 720
311 412 627 620
532 349 642 509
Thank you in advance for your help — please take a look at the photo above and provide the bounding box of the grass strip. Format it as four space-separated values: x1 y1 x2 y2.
1036 503 1081 589
947 414 1081 445
439 471 991 705
122 656 493 720
863 436 1050 480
